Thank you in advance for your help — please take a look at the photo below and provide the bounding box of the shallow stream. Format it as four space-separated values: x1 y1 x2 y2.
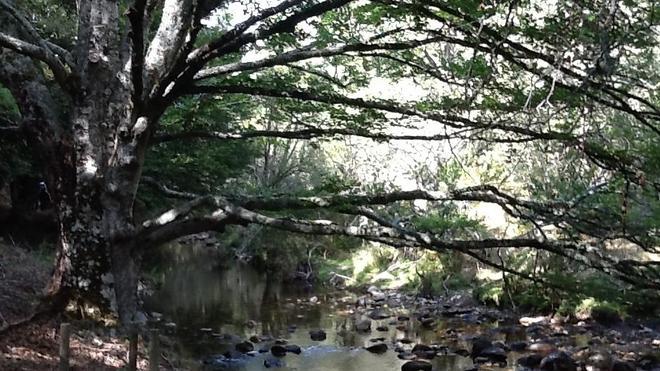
142 244 615 371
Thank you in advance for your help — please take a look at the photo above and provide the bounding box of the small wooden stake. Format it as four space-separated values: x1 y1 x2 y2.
149 328 160 371
59 323 71 371
128 324 138 371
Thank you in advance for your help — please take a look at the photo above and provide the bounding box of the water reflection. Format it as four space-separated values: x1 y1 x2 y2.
144 244 503 370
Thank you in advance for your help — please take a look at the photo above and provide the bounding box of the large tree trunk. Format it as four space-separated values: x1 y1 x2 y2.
0 0 191 325
0 11 146 324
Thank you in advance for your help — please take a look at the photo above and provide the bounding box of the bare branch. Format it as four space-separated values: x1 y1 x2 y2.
194 37 445 80
140 176 199 199
160 0 353 101
144 0 194 90
186 0 306 63
127 0 148 111
185 83 578 142
152 127 474 144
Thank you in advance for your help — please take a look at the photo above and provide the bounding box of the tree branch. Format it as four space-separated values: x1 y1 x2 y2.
152 127 474 144
0 0 72 90
185 83 579 142
194 37 445 80
127 0 148 111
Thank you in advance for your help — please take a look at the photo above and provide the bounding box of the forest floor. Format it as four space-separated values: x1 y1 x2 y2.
0 241 152 370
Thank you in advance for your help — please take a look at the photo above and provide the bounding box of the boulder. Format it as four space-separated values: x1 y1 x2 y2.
412 344 433 353
271 345 287 357
519 316 548 326
401 360 433 371
540 351 577 371
587 350 613 371
309 329 326 341
478 346 507 363
453 348 470 357
398 351 416 360
517 354 544 368
471 337 493 357
529 342 557 357
591 307 622 326
369 308 392 320
356 319 372 332
235 341 254 353
376 325 389 332
611 360 635 371
420 318 436 329
508 341 528 351
264 357 285 368
285 344 302 354
366 343 388 354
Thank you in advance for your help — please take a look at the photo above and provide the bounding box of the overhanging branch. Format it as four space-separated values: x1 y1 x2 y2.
152 127 472 144
0 0 72 89
184 84 578 142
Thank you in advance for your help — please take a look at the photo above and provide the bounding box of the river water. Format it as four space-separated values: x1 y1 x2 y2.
143 244 530 370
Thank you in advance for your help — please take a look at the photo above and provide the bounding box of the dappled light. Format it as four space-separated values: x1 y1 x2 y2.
1 0 659 369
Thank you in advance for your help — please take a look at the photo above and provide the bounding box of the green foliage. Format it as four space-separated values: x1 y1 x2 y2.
15 0 77 47
0 86 33 185
411 206 484 238
140 95 258 211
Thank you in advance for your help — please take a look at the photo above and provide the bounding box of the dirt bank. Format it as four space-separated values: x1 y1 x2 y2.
0 241 153 370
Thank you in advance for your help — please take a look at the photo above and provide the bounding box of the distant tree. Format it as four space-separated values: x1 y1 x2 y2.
1 0 658 324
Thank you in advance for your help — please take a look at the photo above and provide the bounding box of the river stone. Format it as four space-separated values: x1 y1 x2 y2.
369 308 392 320
356 319 372 332
421 318 436 329
611 360 635 371
587 350 613 370
249 335 260 343
398 315 410 321
235 341 254 353
398 351 416 360
520 316 548 326
412 344 432 352
517 354 544 368
264 357 285 368
376 325 389 331
271 345 287 357
471 337 493 357
370 337 386 342
458 348 473 357
529 342 557 357
478 346 507 363
591 307 622 325
508 341 528 351
540 351 577 371
401 360 433 371
366 343 388 354
493 341 510 351
309 329 327 341
415 350 436 360
285 344 302 354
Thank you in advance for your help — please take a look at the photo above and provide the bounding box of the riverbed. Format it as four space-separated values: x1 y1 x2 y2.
143 244 660 371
